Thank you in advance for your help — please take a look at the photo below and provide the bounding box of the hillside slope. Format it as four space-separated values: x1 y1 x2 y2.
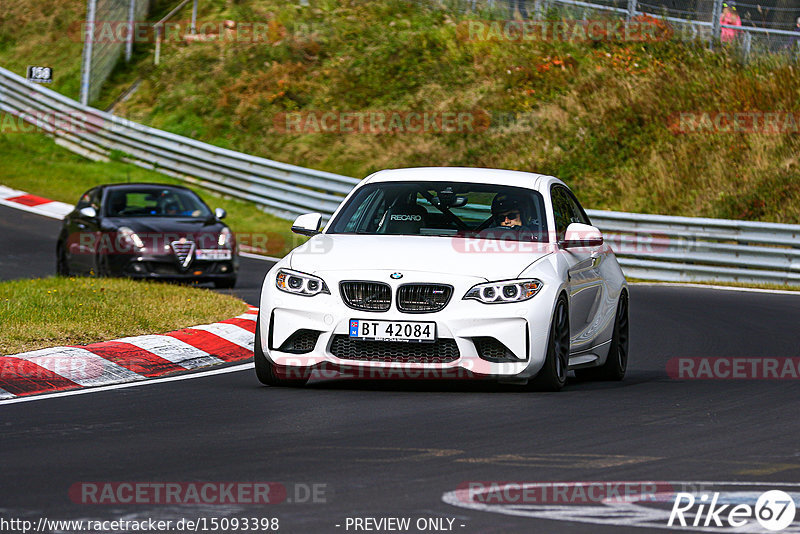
3 0 800 222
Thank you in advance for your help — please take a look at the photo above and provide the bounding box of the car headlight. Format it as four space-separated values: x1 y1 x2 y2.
275 269 330 297
463 279 543 304
218 227 232 248
118 226 144 250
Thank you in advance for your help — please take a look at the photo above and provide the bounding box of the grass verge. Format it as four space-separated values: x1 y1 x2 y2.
0 276 249 355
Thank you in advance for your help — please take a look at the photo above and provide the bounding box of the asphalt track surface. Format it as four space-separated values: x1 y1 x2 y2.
2 204 800 533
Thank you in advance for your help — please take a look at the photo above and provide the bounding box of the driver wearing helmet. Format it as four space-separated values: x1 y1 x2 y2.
491 194 527 229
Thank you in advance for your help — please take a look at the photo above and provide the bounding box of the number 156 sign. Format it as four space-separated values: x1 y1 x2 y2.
27 66 53 84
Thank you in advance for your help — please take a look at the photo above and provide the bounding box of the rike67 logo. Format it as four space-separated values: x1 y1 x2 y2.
443 481 800 532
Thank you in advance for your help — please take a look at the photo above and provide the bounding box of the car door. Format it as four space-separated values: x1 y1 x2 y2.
552 185 604 352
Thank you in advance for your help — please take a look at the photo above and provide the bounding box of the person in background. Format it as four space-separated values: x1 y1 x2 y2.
720 1 742 43
790 16 800 49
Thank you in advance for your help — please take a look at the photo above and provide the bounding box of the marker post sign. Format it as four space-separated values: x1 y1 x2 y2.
27 66 53 84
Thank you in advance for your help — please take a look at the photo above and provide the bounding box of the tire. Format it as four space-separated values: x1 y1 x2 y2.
575 291 629 381
214 277 237 289
56 241 70 276
530 295 570 392
253 315 309 387
95 254 112 277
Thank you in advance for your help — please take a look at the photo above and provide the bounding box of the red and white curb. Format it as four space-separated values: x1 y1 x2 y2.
0 306 259 399
0 185 73 220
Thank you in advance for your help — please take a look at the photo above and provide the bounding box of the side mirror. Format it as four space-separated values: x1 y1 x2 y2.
291 213 322 236
79 206 97 219
560 223 603 249
215 208 227 220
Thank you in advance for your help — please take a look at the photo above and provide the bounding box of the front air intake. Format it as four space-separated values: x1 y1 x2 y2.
397 284 453 313
340 281 392 312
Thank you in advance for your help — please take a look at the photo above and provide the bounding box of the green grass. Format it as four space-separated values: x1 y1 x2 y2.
0 132 305 255
107 0 799 223
3 0 800 228
0 277 248 355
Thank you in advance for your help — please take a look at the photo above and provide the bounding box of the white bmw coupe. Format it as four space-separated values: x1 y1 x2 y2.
256 167 628 391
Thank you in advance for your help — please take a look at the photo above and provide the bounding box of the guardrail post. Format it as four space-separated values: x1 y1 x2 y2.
626 0 637 21
191 0 198 35
79 0 97 106
154 25 162 65
125 0 136 62
711 0 723 44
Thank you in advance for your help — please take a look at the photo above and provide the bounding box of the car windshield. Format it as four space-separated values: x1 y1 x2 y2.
105 188 212 218
328 181 548 241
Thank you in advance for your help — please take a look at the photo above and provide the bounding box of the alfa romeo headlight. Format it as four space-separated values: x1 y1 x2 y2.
463 279 543 304
218 227 232 248
275 269 330 297
118 226 144 249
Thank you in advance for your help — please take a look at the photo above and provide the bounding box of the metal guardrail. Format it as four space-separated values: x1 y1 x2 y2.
586 210 800 285
1 65 799 286
0 66 359 222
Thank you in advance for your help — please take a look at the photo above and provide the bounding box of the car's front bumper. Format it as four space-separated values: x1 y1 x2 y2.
259 268 560 380
108 253 238 283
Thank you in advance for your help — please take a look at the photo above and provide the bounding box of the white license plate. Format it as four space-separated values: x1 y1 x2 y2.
349 320 436 343
196 249 232 260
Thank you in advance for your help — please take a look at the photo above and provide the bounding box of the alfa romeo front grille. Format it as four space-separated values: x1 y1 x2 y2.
340 281 391 312
397 284 453 313
170 240 195 269
330 335 459 364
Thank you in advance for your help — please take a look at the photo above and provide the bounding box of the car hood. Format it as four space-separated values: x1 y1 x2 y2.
105 217 226 235
289 234 554 281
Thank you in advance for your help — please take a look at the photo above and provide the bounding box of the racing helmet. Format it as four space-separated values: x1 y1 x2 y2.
491 193 529 225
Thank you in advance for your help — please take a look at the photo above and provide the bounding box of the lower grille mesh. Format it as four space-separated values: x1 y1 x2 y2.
473 336 522 362
330 335 459 364
278 330 321 353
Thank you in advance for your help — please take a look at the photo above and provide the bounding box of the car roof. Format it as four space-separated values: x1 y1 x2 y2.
99 183 193 191
361 167 566 192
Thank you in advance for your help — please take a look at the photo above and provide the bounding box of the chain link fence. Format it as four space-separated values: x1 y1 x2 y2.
437 0 800 58
80 0 151 105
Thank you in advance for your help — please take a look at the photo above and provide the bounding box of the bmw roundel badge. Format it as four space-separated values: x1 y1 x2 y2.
390 272 403 279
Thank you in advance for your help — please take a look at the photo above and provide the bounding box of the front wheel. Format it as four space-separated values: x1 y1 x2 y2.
530 295 570 392
576 291 628 381
56 241 70 276
254 315 309 387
